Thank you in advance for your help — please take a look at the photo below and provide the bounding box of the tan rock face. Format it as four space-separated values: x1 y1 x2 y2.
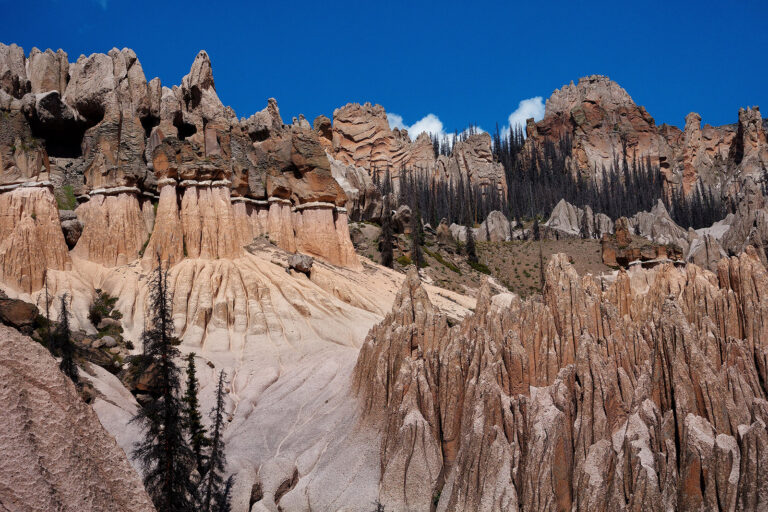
0 324 155 511
435 132 507 197
525 75 673 185
0 43 30 99
355 250 768 510
0 110 49 185
0 186 70 292
525 75 764 208
26 47 69 94
332 103 507 200
73 192 150 266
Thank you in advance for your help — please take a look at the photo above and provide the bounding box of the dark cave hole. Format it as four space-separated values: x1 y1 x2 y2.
141 114 160 138
173 114 197 141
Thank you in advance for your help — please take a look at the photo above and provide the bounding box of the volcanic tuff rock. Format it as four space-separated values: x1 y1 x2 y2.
435 132 507 197
355 250 768 511
477 210 512 241
0 324 155 511
0 43 360 283
545 198 613 239
525 74 767 210
331 102 507 198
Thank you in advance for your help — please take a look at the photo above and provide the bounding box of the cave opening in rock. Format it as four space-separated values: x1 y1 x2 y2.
141 114 160 138
173 114 197 140
30 121 89 159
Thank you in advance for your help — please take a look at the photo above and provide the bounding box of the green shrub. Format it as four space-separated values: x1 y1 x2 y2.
88 289 120 327
396 255 412 266
424 247 460 274
56 185 77 210
469 260 491 275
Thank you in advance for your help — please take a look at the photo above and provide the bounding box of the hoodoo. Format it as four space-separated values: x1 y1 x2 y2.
1 6 767 509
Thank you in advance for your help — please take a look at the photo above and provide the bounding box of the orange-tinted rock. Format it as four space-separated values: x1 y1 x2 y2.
180 185 241 260
292 205 360 269
73 192 150 266
141 184 184 265
0 186 70 292
355 250 768 510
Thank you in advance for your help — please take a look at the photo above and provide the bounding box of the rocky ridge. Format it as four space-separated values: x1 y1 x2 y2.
523 75 768 211
0 42 360 296
355 250 768 511
329 102 507 199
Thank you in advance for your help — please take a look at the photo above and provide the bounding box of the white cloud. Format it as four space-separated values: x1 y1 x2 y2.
504 96 545 136
387 112 444 138
407 114 444 139
386 112 484 141
386 113 406 131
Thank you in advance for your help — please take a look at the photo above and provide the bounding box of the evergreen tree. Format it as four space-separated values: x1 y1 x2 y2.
538 243 546 292
52 294 78 384
532 217 541 241
379 198 394 268
465 220 478 264
410 205 424 269
183 353 209 473
579 212 590 239
213 476 235 512
201 370 230 512
132 259 196 512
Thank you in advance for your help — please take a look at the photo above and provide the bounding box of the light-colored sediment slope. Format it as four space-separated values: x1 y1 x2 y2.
6 245 472 511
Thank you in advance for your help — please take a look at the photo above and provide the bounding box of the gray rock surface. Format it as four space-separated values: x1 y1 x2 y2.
288 253 314 274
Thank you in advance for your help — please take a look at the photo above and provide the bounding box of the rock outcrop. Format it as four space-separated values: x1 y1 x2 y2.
545 198 613 239
355 251 768 510
434 132 507 198
523 75 766 209
331 102 507 201
0 43 361 293
0 324 154 511
477 210 512 241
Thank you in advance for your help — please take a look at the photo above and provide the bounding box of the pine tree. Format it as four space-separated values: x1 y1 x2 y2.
579 212 590 239
532 217 541 241
380 198 394 268
465 220 478 264
213 475 235 512
538 243 546 292
52 294 78 384
201 370 230 512
410 205 424 269
183 353 209 473
132 258 196 512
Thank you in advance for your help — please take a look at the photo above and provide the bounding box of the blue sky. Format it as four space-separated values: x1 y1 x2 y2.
3 0 767 137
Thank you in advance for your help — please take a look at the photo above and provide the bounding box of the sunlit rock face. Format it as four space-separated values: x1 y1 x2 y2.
0 324 155 511
355 251 768 511
330 102 507 203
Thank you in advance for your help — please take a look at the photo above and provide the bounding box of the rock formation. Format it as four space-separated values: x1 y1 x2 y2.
0 42 361 294
477 210 512 241
524 74 767 211
331 102 507 201
0 324 154 511
355 251 768 511
545 198 613 239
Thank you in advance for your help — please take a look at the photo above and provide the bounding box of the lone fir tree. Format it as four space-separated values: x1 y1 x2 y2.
52 294 78 384
183 353 209 473
410 205 424 269
465 220 478 264
132 258 196 512
201 370 232 512
379 197 394 268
